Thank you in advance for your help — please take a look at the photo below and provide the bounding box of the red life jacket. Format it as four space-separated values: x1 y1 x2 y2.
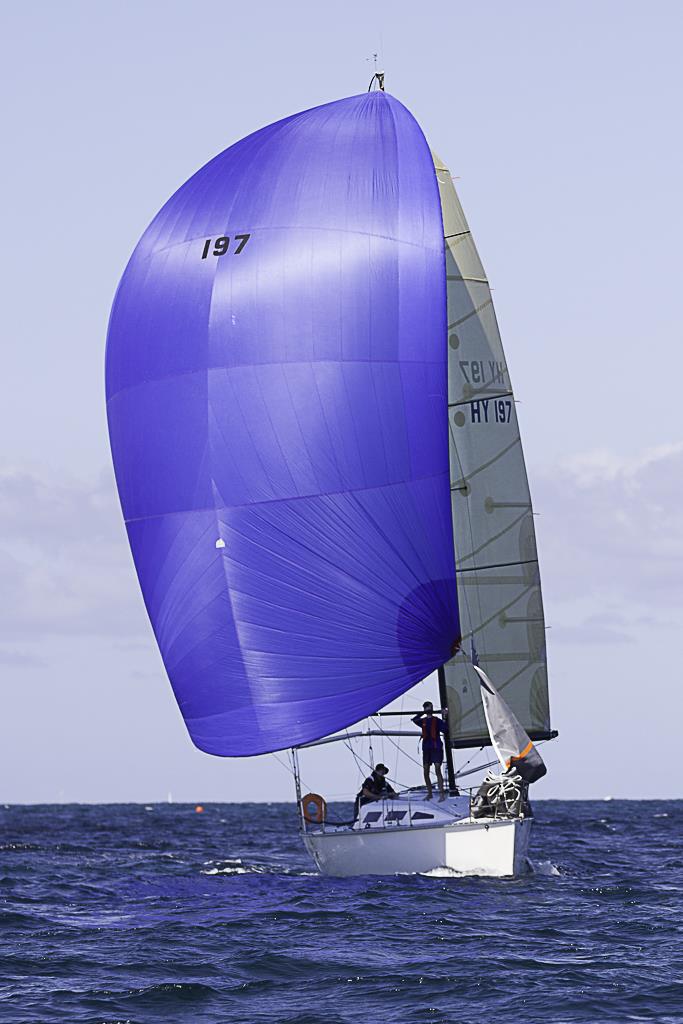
421 717 441 743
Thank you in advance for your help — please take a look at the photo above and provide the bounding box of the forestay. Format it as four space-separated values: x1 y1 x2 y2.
433 154 552 749
105 93 460 757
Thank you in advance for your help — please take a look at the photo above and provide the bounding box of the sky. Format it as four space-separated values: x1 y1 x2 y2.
1 0 681 803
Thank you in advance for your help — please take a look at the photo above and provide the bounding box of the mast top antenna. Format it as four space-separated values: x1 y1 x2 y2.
367 53 385 92
368 70 385 92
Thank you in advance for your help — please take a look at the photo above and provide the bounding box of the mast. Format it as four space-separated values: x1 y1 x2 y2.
438 665 458 794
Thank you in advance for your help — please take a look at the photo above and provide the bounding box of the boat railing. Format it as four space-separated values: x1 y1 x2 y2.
304 787 459 834
301 780 528 834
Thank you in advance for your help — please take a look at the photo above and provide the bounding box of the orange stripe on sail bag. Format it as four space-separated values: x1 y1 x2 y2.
506 741 533 767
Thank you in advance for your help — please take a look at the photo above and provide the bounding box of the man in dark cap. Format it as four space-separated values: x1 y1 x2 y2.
354 763 398 819
412 701 448 801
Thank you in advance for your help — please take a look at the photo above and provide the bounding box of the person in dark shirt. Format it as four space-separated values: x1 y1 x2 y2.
412 701 447 801
354 763 397 819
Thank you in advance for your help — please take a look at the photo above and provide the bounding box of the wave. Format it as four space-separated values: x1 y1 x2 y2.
4 800 683 1024
201 858 316 877
123 981 217 1004
419 859 561 879
530 859 562 876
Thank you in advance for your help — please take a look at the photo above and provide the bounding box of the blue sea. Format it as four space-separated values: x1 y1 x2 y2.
1 801 682 1023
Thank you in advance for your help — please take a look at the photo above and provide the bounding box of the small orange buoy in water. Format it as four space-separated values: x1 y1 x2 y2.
195 805 204 813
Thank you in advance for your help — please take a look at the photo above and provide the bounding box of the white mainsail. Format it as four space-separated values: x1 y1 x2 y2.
433 154 552 749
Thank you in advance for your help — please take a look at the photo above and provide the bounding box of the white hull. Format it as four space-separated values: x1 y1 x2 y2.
302 798 532 877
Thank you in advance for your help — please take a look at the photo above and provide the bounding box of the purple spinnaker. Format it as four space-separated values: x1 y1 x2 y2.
105 92 459 755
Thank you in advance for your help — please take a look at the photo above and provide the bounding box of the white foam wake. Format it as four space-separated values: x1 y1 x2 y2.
529 859 561 876
200 858 317 877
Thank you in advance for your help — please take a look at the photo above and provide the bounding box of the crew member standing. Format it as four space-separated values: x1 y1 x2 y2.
412 701 448 801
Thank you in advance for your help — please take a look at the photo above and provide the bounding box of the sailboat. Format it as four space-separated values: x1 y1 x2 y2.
106 77 556 877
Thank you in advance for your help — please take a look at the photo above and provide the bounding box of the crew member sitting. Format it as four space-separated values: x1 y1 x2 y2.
412 701 449 801
354 763 397 819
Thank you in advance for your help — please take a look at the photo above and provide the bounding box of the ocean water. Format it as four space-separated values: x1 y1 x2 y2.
1 801 682 1024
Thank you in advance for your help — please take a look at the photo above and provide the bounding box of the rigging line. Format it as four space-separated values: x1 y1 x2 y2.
394 692 405 779
270 750 296 777
457 558 538 574
454 744 486 774
455 758 501 780
450 433 522 489
468 583 536 640
447 275 489 284
345 730 363 769
447 297 493 331
345 735 414 792
448 389 514 408
344 730 366 787
453 739 552 781
275 750 313 806
457 738 552 780
344 740 379 788
456 659 536 725
455 508 530 565
379 729 425 773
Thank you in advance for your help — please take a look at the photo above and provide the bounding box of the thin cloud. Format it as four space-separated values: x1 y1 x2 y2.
534 443 683 608
1 445 680 647
0 464 147 641
550 611 637 646
0 647 48 668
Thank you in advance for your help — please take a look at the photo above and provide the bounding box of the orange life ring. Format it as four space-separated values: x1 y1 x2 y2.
301 792 326 824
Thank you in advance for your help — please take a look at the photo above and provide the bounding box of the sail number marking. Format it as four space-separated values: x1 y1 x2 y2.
201 234 251 259
469 399 512 424
460 360 507 386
